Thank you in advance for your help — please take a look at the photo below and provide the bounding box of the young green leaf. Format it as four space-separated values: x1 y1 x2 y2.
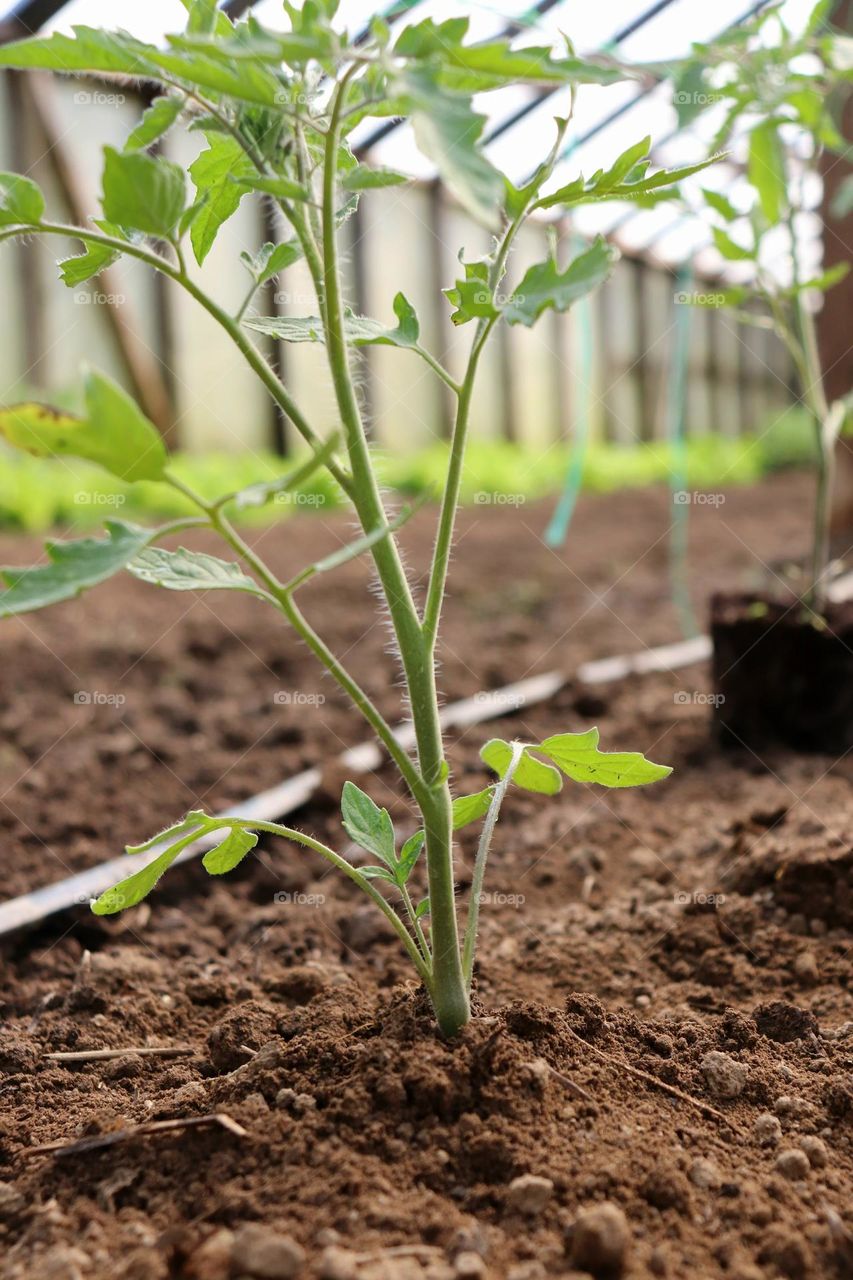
536 154 723 211
341 781 396 869
414 897 431 920
124 95 183 152
444 258 499 327
360 865 398 882
0 521 160 617
396 831 425 884
0 370 168 482
240 239 304 285
537 729 672 788
128 547 269 597
712 225 754 262
702 187 739 222
246 293 421 350
394 18 623 87
92 829 199 915
0 172 45 227
58 222 124 287
203 827 258 874
188 134 256 266
396 67 503 229
748 121 787 223
341 165 409 191
240 175 310 202
480 738 562 794
101 146 186 239
0 27 158 77
451 788 494 829
504 236 619 328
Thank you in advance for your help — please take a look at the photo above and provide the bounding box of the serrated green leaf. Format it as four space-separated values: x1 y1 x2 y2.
0 171 44 227
143 45 286 107
101 146 186 238
128 546 268 596
394 17 623 87
59 222 123 287
0 521 159 618
538 729 672 788
702 187 739 222
124 95 183 152
360 865 397 882
92 829 199 915
537 154 722 212
342 165 409 191
241 174 311 202
245 293 420 349
397 831 425 884
397 67 503 230
444 257 498 327
480 738 562 795
0 369 167 482
342 781 396 869
748 121 787 223
0 27 158 76
203 827 258 874
504 236 618 328
712 225 754 262
188 133 255 266
451 788 494 830
240 238 304 285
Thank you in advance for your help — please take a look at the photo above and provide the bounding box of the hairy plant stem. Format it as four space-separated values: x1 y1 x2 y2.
321 69 469 1035
462 741 524 987
785 210 832 610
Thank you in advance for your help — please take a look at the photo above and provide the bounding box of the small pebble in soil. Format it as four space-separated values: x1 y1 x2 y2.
797 1135 828 1168
231 1224 305 1279
319 1246 358 1280
774 1148 811 1181
792 951 820 985
186 1229 233 1280
689 1157 722 1191
454 1252 487 1279
567 1201 630 1278
753 1113 782 1147
506 1174 554 1215
700 1051 748 1099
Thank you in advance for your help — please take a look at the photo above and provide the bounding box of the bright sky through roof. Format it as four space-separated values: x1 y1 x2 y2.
28 0 829 277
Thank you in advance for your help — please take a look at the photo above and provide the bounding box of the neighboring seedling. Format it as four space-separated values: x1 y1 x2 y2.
0 2 693 1034
675 0 853 606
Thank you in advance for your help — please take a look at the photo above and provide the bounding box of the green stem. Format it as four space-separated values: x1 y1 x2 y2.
399 881 431 966
462 741 524 987
321 69 469 1035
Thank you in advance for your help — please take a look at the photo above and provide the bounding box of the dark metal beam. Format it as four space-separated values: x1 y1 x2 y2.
0 0 68 42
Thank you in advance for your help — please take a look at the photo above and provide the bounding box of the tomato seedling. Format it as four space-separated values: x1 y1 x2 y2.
0 1 689 1034
675 0 853 607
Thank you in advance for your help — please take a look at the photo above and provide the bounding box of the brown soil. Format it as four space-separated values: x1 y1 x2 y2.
0 470 851 1280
